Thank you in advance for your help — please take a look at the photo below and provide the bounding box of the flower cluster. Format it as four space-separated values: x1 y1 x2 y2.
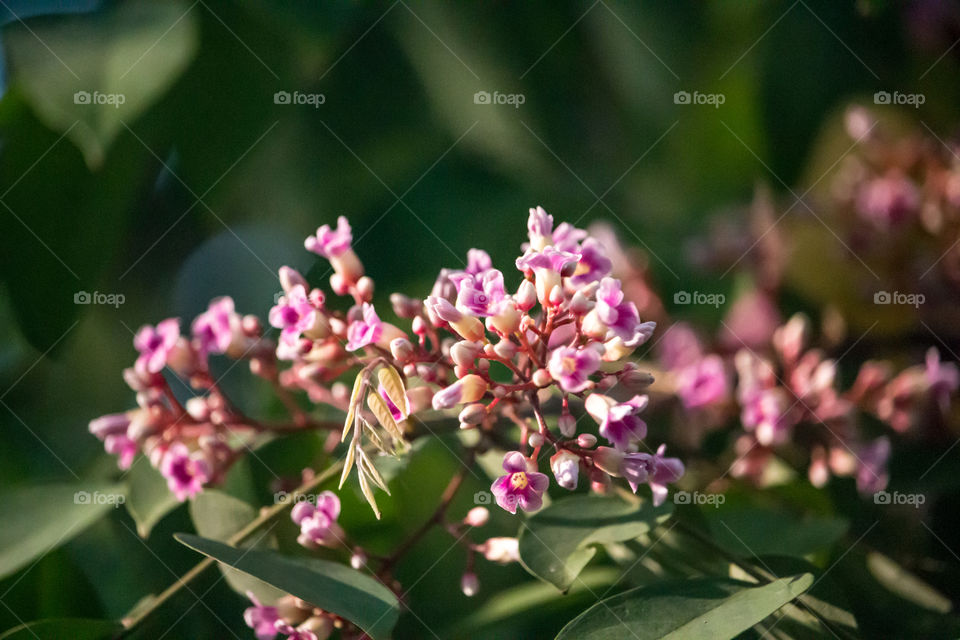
243 592 336 640
89 298 278 500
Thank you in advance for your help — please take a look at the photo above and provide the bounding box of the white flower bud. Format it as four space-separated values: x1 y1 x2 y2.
464 506 489 527
461 572 479 597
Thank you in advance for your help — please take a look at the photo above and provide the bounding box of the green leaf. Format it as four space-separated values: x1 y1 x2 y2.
125 461 180 538
555 574 814 640
0 619 122 640
175 533 400 640
0 482 125 580
518 495 673 592
4 0 199 167
188 490 284 603
703 507 847 559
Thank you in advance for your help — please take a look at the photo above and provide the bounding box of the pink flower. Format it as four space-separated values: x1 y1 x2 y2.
548 346 601 393
676 355 728 409
133 318 180 374
491 452 549 514
104 433 137 470
270 285 323 358
191 297 237 356
568 238 612 286
856 437 890 495
378 383 408 421
587 394 649 450
527 206 554 249
465 248 492 275
620 445 685 506
594 278 646 346
243 592 280 640
345 303 382 351
274 622 318 640
925 347 958 412
551 221 588 253
454 270 507 317
855 173 919 227
431 374 487 410
304 216 353 258
291 491 343 548
160 442 210 501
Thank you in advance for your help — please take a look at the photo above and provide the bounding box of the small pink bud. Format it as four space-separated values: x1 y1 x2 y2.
548 285 564 306
356 276 375 301
620 368 654 390
185 397 209 421
390 337 414 362
569 290 593 315
461 572 479 597
350 550 367 569
330 273 350 296
577 433 597 448
412 315 427 336
279 266 308 294
479 537 520 563
241 314 261 336
558 413 576 437
528 433 544 448
390 293 421 318
532 368 552 387
451 341 482 369
516 280 537 311
459 403 486 425
403 363 417 377
494 339 517 359
476 358 490 371
464 506 489 527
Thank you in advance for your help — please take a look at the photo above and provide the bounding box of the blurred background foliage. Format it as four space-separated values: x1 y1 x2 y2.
1 0 960 637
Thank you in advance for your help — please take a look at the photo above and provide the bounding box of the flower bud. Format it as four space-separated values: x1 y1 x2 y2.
299 616 334 640
577 433 597 448
464 506 489 527
558 413 576 437
569 290 593 315
356 276 375 301
390 337 414 362
528 432 544 448
350 550 367 569
461 572 479 597
551 450 580 490
275 595 310 625
330 248 364 285
532 368 552 387
494 339 517 359
279 266 308 294
458 403 487 425
479 537 520 564
390 293 421 318
620 368 655 391
548 284 564 307
432 375 487 410
451 341 482 369
592 446 625 476
516 280 537 312
490 299 521 335
412 315 427 337
329 273 350 296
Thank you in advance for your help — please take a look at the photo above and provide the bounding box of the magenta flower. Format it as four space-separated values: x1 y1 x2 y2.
515 245 579 275
274 623 318 640
620 445 685 506
925 347 958 412
345 303 383 351
243 592 280 640
133 318 180 374
466 248 492 275
595 278 645 346
551 221 588 253
491 451 549 514
378 383 408 421
548 346 601 393
527 206 554 249
270 285 323 358
192 297 236 356
304 216 353 258
856 437 890 495
104 433 137 470
569 238 612 286
454 269 507 317
742 387 796 446
588 394 649 450
675 355 728 409
291 491 343 548
160 443 211 501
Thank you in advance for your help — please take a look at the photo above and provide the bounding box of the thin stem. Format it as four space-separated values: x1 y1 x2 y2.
120 459 346 632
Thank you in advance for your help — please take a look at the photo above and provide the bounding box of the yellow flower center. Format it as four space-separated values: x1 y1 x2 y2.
510 472 529 490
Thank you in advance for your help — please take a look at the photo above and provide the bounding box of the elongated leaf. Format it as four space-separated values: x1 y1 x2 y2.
0 482 125 579
342 372 365 442
703 507 847 559
5 0 199 167
0 619 121 640
188 490 283 603
175 534 399 640
377 366 408 417
367 392 402 440
125 461 180 538
518 495 673 592
556 574 814 640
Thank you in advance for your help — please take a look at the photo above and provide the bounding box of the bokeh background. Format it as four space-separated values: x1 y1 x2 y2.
2 1 960 638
